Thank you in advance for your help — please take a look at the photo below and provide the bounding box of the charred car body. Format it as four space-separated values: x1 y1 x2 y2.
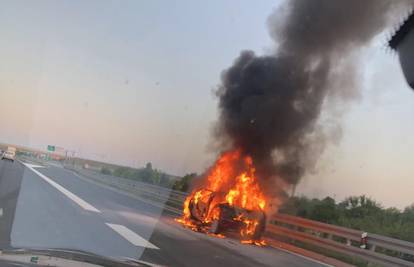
187 188 266 241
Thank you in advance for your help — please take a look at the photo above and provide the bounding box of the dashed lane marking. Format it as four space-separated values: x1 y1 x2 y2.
106 223 159 249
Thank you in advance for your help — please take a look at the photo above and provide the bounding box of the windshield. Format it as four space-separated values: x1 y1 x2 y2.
1 1 414 267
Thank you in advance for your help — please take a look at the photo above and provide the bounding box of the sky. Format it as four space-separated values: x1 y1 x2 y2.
0 0 413 209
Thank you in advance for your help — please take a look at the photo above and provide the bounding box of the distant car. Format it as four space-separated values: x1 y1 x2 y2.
188 188 266 241
1 151 15 162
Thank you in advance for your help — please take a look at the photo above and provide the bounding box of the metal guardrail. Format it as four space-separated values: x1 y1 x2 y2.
268 213 414 267
58 162 414 266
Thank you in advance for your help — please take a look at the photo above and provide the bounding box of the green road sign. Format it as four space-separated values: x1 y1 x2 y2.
30 256 39 263
47 145 55 152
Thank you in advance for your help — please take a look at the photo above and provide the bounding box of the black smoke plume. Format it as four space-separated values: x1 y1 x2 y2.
214 0 410 198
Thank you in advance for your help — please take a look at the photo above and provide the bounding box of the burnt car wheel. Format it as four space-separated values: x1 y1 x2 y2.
242 213 266 241
210 220 220 234
251 216 266 240
209 206 223 234
188 199 198 221
188 189 216 223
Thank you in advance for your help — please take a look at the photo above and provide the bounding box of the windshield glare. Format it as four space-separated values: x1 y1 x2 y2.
1 1 414 267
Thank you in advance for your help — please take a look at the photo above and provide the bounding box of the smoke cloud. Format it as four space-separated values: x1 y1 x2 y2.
213 0 410 198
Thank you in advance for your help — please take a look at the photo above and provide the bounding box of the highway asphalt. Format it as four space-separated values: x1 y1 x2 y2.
0 159 326 267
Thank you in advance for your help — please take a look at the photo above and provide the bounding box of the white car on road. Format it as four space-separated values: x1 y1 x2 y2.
1 150 15 162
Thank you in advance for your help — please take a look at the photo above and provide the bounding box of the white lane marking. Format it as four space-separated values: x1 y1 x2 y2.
23 163 101 213
106 223 159 249
21 163 44 168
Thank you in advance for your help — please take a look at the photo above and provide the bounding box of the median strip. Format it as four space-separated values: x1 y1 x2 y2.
105 223 159 249
23 163 101 213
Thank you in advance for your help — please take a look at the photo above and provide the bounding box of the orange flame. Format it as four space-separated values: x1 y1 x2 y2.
177 149 267 246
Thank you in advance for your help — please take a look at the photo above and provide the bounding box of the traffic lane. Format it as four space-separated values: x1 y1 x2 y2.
142 221 269 267
36 166 165 243
140 217 326 267
0 159 24 248
33 165 325 267
11 162 142 259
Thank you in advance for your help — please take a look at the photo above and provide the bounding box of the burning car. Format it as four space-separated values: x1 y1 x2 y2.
176 150 269 244
188 188 266 241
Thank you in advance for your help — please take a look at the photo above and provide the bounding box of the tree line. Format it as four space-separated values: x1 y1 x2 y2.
101 162 172 187
279 195 414 242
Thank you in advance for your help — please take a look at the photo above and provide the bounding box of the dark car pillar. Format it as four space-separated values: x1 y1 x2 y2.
389 12 414 89
0 162 24 248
